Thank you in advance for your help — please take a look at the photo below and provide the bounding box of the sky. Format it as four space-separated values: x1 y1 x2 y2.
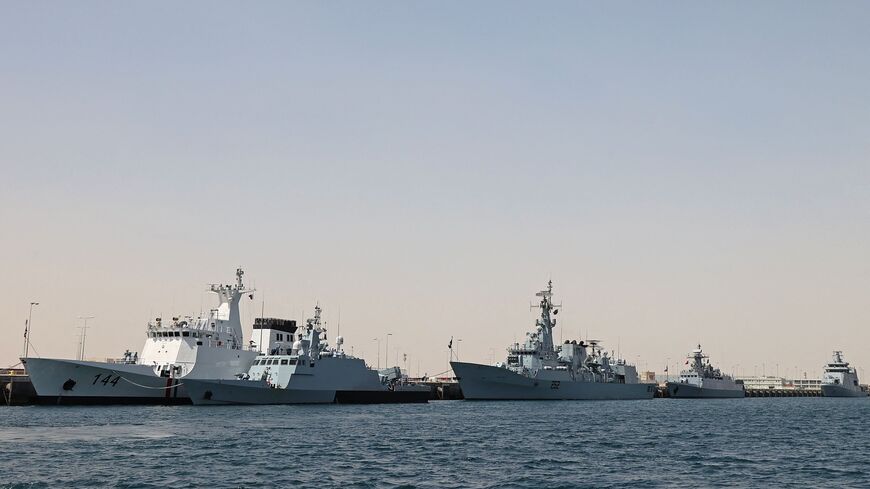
1 2 868 380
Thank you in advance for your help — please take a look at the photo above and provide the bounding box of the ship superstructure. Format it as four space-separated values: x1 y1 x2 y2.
665 345 744 398
23 268 259 404
185 304 429 405
451 281 655 400
820 351 866 397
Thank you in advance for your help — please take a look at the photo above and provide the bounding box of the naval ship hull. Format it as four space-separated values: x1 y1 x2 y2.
23 358 190 405
451 361 655 400
821 384 868 397
184 379 430 405
665 382 744 399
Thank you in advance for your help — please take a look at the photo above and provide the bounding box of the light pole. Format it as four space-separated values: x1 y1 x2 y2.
23 302 39 358
372 338 380 369
457 339 462 361
386 333 392 367
77 316 94 361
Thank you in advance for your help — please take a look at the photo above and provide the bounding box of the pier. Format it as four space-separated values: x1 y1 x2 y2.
655 384 822 398
414 377 464 400
2 372 467 405
1 374 834 406
2 368 37 406
744 388 821 397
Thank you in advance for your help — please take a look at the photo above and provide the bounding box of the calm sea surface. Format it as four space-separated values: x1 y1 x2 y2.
2 398 870 488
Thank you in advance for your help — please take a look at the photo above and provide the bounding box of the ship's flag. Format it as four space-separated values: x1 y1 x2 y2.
664 365 668 373
448 337 453 349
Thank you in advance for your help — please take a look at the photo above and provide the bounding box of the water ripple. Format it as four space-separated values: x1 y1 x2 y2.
2 399 870 487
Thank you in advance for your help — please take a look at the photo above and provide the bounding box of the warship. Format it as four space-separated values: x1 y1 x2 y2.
23 269 259 404
820 351 866 397
665 344 744 398
451 281 655 400
185 304 430 405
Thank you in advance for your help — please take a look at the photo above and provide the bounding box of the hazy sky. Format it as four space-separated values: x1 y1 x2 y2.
2 2 868 379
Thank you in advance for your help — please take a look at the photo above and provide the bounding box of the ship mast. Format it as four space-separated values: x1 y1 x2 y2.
531 280 560 355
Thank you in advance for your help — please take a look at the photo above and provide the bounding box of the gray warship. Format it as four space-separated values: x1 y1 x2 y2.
820 351 867 397
185 305 429 405
451 281 655 400
665 344 744 398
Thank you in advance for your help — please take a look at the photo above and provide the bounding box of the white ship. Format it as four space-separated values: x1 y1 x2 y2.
185 304 430 405
820 351 866 397
23 268 259 404
665 345 744 398
451 281 655 400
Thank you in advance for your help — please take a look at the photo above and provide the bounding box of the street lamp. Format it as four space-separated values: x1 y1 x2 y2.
386 333 392 367
23 302 39 358
372 338 380 369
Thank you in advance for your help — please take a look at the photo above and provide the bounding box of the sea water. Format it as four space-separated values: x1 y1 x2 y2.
2 397 870 488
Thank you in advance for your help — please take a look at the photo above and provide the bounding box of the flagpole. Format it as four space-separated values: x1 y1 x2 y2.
666 357 670 382
447 336 453 377
23 302 39 358
259 298 265 354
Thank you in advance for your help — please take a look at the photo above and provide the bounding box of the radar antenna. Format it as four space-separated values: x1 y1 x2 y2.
236 267 245 289
530 280 562 311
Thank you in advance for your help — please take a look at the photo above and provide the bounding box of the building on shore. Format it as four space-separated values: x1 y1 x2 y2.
736 376 823 390
792 378 822 390
639 371 656 383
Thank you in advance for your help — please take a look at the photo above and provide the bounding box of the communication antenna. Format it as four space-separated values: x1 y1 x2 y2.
77 316 94 360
